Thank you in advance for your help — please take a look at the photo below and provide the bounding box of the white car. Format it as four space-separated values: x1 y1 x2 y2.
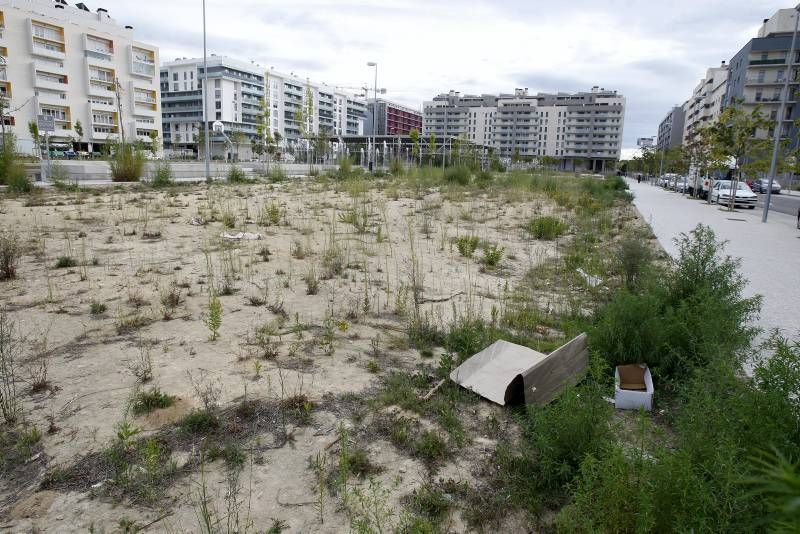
710 180 757 209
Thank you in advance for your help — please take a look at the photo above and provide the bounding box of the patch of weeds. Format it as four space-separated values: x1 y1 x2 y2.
405 483 451 526
205 442 246 468
55 255 78 269
456 235 480 258
481 244 505 268
414 430 447 465
90 301 107 315
131 387 175 416
259 202 283 226
525 216 568 240
179 411 220 434
0 230 21 280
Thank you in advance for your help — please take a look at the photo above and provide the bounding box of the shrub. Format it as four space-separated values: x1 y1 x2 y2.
227 165 247 183
131 387 175 416
110 144 145 182
55 256 77 269
389 158 404 176
525 216 567 240
591 225 760 382
7 167 32 193
443 166 470 185
0 230 20 280
615 234 651 288
179 410 220 433
269 166 287 182
482 244 505 267
89 301 107 315
493 380 614 514
456 236 479 258
337 156 353 179
475 170 493 187
151 161 173 188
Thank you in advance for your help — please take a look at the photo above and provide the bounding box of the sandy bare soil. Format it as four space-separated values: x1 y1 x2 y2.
0 175 644 532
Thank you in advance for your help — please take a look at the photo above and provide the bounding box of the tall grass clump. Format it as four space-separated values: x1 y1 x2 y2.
151 161 173 188
525 216 567 240
269 166 287 182
443 166 470 186
0 230 20 280
110 143 145 182
227 165 247 183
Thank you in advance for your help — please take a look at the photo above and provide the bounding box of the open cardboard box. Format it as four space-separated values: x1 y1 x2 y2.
614 364 654 411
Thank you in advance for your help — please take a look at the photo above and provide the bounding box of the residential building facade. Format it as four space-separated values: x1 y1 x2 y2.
364 98 422 136
657 105 685 151
682 63 728 145
423 87 625 171
0 0 160 154
725 8 800 144
160 57 366 157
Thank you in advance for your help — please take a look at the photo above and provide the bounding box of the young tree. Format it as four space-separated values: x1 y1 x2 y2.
409 128 420 165
707 100 771 210
428 133 437 166
73 120 84 153
28 120 40 157
229 130 247 162
148 130 160 157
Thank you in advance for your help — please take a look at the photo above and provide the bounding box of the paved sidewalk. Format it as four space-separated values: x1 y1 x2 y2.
628 179 800 339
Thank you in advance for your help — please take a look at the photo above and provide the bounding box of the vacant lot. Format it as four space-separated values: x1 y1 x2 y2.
0 169 645 531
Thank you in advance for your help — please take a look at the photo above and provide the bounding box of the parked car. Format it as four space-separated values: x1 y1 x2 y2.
751 178 781 194
710 180 758 209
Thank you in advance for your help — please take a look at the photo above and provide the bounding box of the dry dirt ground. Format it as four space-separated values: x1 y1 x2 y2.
0 176 642 532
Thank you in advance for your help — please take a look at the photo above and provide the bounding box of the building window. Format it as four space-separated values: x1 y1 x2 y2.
214 79 221 88
215 101 221 109
173 72 178 81
216 112 222 120
173 83 179 91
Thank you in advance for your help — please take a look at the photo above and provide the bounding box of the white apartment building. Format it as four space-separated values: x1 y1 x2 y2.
424 87 625 171
0 0 160 154
160 56 366 158
161 55 264 157
682 62 728 145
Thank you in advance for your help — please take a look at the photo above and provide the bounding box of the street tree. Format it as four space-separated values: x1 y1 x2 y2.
707 100 771 210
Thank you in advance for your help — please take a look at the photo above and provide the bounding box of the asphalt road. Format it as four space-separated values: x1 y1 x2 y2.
755 191 800 217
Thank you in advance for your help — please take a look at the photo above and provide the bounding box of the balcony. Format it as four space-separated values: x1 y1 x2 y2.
34 77 68 92
749 58 786 66
88 83 115 98
31 41 65 61
90 100 116 112
37 92 68 106
33 59 65 75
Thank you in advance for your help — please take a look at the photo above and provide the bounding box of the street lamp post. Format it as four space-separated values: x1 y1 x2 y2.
763 3 800 222
367 61 377 171
202 0 211 181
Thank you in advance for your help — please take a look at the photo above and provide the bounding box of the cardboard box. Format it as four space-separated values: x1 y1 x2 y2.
614 364 654 411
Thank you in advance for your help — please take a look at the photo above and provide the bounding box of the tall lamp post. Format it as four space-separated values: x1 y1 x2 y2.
202 0 211 181
366 61 377 171
763 3 800 222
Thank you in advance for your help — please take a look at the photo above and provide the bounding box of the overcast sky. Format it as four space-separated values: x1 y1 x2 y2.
105 0 790 157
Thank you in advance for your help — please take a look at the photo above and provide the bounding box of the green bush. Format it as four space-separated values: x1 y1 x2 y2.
269 166 287 182
389 158 404 176
525 216 568 240
456 236 479 258
131 387 175 416
492 380 614 514
151 161 173 188
337 156 353 179
482 244 504 267
591 225 760 382
110 143 145 182
615 234 651 288
227 165 247 183
178 410 220 433
443 166 470 185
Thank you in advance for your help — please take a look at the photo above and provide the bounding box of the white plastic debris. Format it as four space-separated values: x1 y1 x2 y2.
190 216 205 226
576 268 602 288
221 232 263 241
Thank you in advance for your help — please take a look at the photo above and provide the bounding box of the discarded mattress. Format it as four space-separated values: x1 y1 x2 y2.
449 333 588 405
